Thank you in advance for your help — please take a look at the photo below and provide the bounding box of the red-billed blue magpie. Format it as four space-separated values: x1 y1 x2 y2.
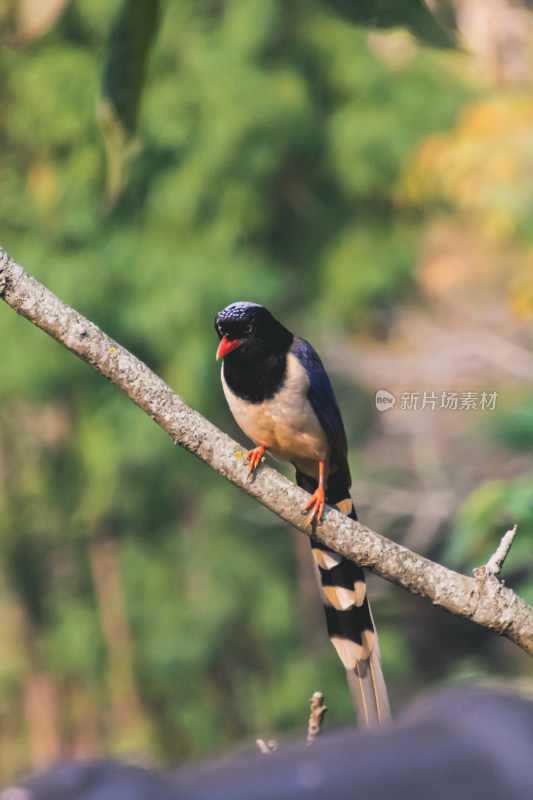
215 302 390 726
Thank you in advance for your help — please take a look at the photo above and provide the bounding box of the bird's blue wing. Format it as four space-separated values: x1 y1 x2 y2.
291 337 351 488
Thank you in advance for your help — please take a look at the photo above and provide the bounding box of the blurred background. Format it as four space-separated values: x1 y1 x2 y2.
1 0 533 783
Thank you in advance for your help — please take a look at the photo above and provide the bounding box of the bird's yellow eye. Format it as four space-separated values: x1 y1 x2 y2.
244 323 253 334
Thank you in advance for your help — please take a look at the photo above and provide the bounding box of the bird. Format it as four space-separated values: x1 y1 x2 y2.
214 301 390 726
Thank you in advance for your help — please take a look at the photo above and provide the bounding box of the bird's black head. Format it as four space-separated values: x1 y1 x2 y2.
215 302 293 361
214 302 294 401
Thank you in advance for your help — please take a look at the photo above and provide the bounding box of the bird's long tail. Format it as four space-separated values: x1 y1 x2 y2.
296 470 390 727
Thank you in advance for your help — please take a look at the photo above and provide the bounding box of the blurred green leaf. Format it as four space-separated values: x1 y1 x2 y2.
99 0 161 208
323 0 457 48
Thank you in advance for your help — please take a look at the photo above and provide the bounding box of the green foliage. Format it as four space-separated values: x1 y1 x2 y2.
100 0 162 206
103 0 161 136
444 398 533 605
323 0 457 48
447 479 533 603
494 395 533 452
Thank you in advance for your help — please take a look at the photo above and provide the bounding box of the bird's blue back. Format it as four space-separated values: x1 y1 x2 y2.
291 337 351 490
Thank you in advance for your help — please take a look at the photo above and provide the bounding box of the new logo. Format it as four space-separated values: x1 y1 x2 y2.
375 389 396 412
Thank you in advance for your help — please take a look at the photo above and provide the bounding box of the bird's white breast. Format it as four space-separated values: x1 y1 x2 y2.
222 352 329 479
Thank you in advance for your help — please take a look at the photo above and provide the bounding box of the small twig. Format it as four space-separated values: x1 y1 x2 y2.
474 526 517 580
486 526 517 577
256 739 279 755
307 691 327 744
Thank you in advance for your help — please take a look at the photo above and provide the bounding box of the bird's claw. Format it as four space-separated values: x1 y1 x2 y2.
246 445 265 474
303 486 326 528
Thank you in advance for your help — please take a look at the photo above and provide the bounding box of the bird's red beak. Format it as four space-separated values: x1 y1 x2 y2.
216 334 243 360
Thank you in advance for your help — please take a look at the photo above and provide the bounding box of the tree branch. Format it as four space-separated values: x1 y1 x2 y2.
1 247 533 658
307 692 327 743
483 526 517 577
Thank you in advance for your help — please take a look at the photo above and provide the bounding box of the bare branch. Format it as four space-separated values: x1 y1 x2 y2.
484 525 517 577
307 692 327 744
2 248 533 658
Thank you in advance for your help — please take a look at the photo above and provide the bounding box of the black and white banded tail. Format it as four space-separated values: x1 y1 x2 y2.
296 470 390 726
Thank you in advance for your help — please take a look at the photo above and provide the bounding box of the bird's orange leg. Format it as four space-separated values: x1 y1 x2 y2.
304 461 326 527
246 444 265 473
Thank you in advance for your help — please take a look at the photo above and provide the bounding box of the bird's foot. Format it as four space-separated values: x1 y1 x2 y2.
246 445 265 473
304 484 325 528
